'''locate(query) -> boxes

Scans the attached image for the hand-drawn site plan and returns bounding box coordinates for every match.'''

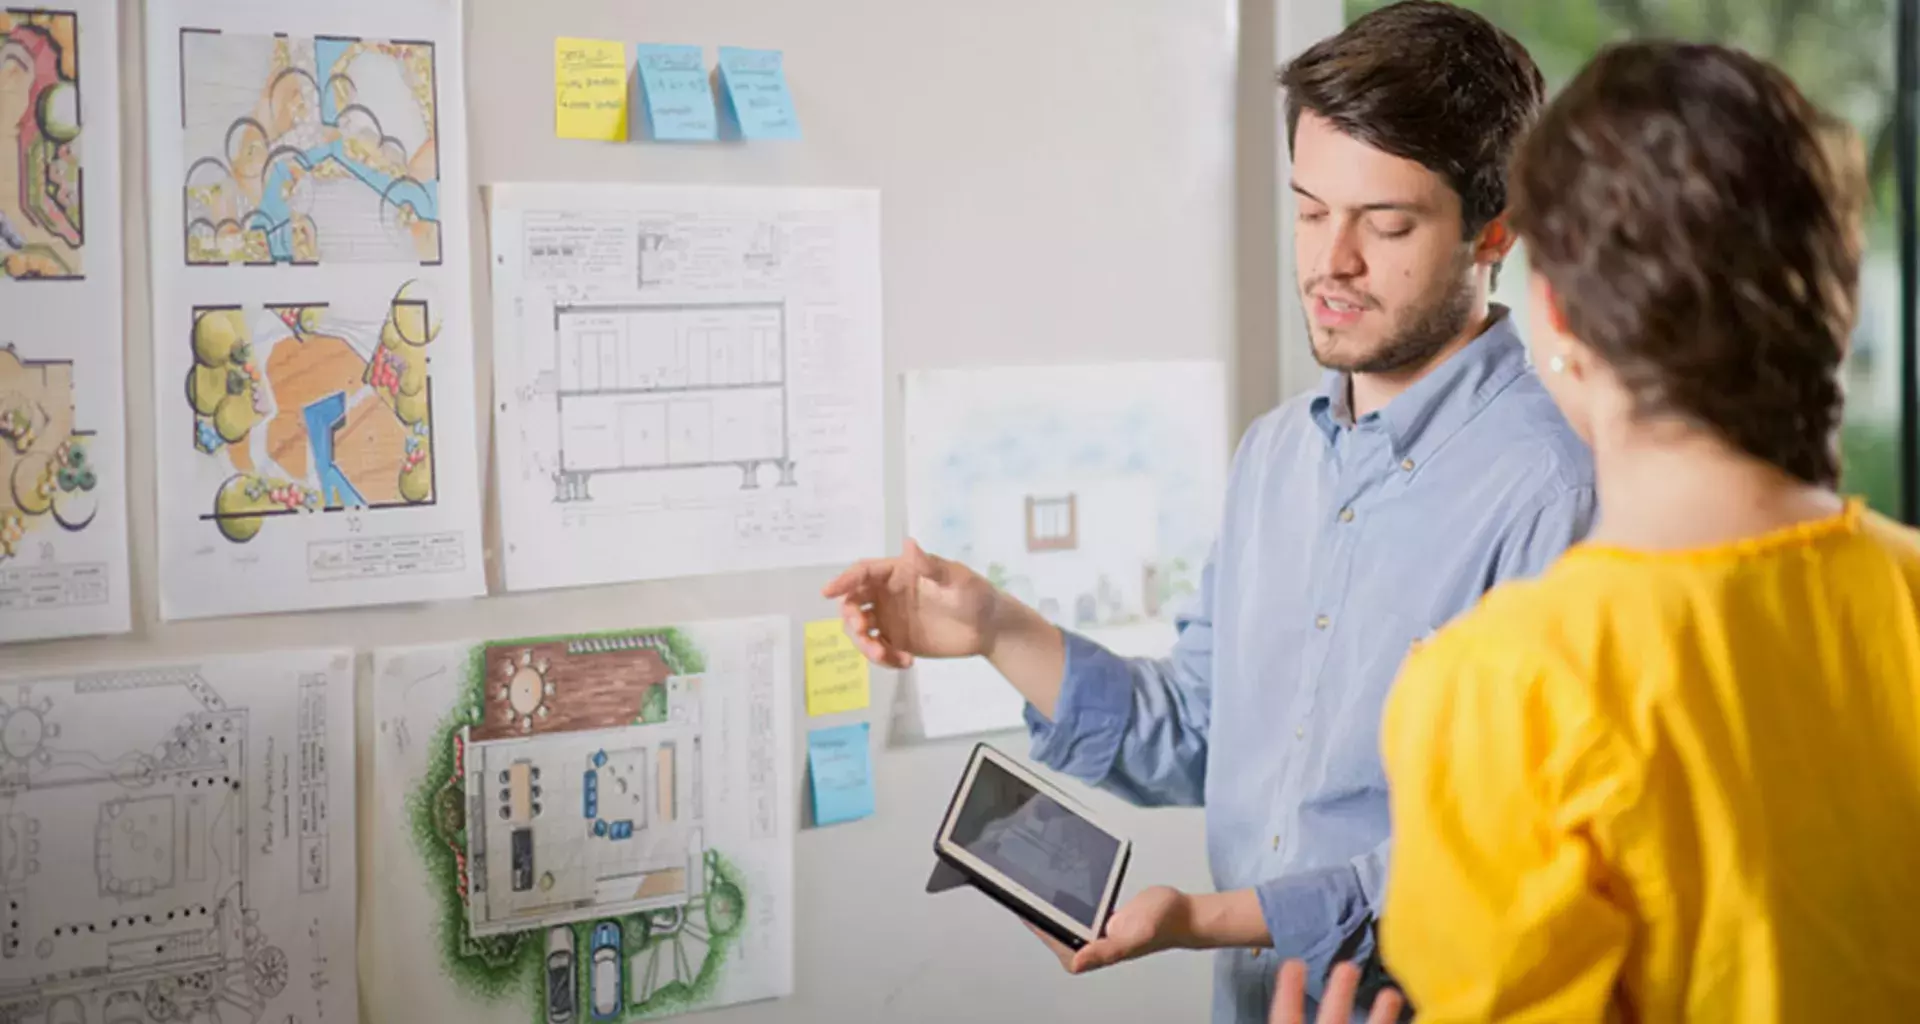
[488,184,883,591]
[0,649,357,1024]
[145,0,482,621]
[0,1,132,644]
[368,617,794,1023]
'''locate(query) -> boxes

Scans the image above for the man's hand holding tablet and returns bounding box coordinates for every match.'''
[930,744,1133,950]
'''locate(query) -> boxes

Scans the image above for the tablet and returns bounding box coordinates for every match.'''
[931,743,1131,950]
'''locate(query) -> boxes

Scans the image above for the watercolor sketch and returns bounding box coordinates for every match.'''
[903,361,1228,738]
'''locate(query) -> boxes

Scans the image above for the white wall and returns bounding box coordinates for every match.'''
[1,0,1348,1019]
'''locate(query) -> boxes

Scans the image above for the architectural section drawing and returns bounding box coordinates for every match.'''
[185,285,438,544]
[489,184,883,591]
[903,361,1229,738]
[0,649,357,1024]
[179,30,441,266]
[0,8,82,280]
[369,618,793,1024]
[551,302,791,501]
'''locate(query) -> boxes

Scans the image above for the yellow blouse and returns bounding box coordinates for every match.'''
[1379,499,1920,1021]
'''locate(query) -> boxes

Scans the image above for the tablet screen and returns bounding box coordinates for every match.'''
[948,756,1121,928]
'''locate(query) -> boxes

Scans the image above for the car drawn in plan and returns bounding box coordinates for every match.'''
[545,926,575,1024]
[0,663,338,1024]
[588,921,621,1021]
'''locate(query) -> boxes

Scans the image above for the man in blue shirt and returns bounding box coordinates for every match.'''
[823,3,1593,1020]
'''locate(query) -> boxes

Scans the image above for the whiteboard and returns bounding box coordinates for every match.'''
[7,0,1263,1020]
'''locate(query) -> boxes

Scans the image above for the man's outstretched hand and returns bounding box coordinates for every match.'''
[820,539,1000,668]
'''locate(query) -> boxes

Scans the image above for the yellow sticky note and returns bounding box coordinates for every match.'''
[555,38,630,141]
[805,619,871,716]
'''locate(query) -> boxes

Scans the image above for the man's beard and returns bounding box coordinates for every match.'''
[1306,268,1476,375]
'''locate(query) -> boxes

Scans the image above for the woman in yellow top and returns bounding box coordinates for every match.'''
[1378,41,1920,1022]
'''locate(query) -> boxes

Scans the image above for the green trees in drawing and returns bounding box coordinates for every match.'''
[405,628,742,1020]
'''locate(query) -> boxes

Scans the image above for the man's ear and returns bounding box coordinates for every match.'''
[1475,214,1519,265]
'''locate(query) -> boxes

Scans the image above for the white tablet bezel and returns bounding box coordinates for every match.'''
[934,744,1131,943]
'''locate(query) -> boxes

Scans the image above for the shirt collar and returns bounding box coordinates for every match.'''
[1307,305,1530,458]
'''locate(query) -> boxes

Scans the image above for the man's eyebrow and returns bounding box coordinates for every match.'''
[1289,182,1429,214]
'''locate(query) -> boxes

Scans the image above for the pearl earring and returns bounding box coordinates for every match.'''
[1547,354,1567,374]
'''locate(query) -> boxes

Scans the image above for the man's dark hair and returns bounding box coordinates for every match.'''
[1510,42,1865,488]
[1276,0,1545,239]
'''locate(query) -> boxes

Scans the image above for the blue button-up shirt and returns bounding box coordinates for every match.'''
[1024,310,1596,1023]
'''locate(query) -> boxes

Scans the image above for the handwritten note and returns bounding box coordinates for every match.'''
[808,722,875,826]
[804,618,871,716]
[635,43,718,141]
[717,46,801,139]
[555,38,630,141]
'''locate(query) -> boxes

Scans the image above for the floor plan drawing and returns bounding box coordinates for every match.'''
[184,286,439,545]
[146,0,482,621]
[903,361,1229,738]
[489,184,883,591]
[368,618,793,1023]
[177,29,441,267]
[0,0,128,644]
[0,649,357,1024]
[0,8,82,281]
[550,302,791,501]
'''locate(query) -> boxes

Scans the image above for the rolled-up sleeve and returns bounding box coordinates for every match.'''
[1023,551,1217,808]
[1254,839,1387,1001]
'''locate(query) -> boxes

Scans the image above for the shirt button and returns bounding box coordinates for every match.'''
[1338,507,1354,523]
[1400,457,1416,471]
[1314,614,1330,630]
[1295,727,1305,740]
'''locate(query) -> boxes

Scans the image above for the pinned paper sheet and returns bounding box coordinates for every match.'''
[808,722,876,825]
[805,618,871,716]
[555,38,630,140]
[717,46,801,139]
[635,43,718,140]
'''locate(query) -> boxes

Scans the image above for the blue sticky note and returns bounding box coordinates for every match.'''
[634,43,718,141]
[716,46,801,139]
[808,722,874,826]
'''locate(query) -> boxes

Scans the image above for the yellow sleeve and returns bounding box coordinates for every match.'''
[1378,631,1636,1022]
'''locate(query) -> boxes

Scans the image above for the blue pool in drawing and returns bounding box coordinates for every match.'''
[304,393,366,509]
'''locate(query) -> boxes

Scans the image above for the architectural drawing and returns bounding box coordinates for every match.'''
[184,285,438,544]
[178,30,441,266]
[0,649,357,1024]
[489,184,883,591]
[368,618,793,1023]
[0,8,82,280]
[0,0,127,644]
[903,361,1229,738]
[0,345,101,560]
[550,302,792,501]
[146,0,482,620]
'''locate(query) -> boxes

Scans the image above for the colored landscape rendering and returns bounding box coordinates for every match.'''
[0,344,99,559]
[188,284,436,543]
[408,629,753,1022]
[0,8,84,280]
[180,29,440,266]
